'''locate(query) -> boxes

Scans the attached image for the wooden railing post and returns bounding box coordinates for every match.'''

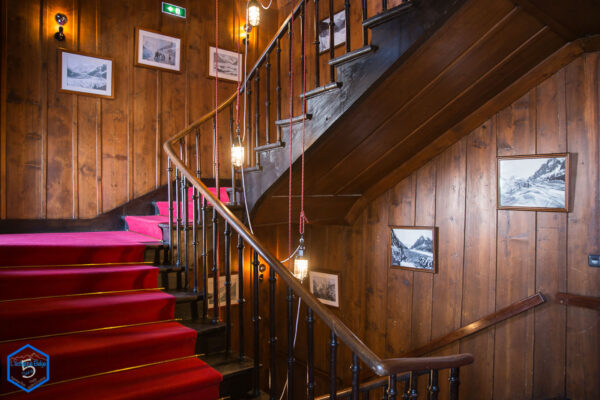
[237,234,245,359]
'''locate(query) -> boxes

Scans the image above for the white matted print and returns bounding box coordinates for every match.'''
[207,274,239,309]
[208,46,242,82]
[498,153,569,211]
[309,270,340,308]
[390,226,436,273]
[59,50,113,98]
[135,27,182,72]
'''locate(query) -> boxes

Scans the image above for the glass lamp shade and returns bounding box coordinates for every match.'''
[293,256,308,282]
[231,145,244,168]
[248,0,260,27]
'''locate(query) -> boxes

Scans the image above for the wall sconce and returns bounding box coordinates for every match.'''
[54,13,67,41]
[247,0,260,28]
[293,235,309,283]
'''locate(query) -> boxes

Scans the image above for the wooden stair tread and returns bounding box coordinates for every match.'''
[202,352,255,377]
[166,290,203,303]
[180,318,226,335]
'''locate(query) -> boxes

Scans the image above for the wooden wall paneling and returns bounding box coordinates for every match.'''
[100,0,130,213]
[565,53,600,400]
[76,0,100,218]
[493,92,536,400]
[0,0,6,218]
[385,175,415,356]
[410,161,436,395]
[458,119,497,400]
[532,69,568,399]
[45,0,75,218]
[430,138,466,400]
[4,0,44,218]
[131,0,158,199]
[363,195,389,356]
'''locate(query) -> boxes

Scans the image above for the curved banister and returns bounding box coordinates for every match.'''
[162,0,473,383]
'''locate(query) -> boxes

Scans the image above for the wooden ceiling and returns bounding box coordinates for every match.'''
[251,0,600,225]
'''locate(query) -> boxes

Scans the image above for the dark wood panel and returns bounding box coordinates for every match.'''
[564,53,600,400]
[532,69,568,399]
[459,118,497,400]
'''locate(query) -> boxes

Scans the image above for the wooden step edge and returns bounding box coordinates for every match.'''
[155,264,183,273]
[329,45,377,67]
[180,318,226,334]
[165,290,204,303]
[274,114,313,127]
[202,353,255,376]
[362,1,414,29]
[243,165,262,173]
[300,81,342,99]
[254,140,285,152]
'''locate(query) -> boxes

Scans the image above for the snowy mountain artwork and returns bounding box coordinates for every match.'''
[135,28,181,72]
[60,50,113,98]
[498,154,569,211]
[390,227,436,272]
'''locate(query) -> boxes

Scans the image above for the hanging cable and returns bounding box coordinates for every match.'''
[299,0,309,235]
[214,0,221,321]
[288,12,294,271]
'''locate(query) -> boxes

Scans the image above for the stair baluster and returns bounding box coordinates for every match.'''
[408,372,418,400]
[167,158,174,266]
[328,0,335,82]
[307,307,315,400]
[228,104,236,203]
[382,0,387,12]
[238,234,245,359]
[224,220,231,353]
[175,141,182,288]
[345,0,351,52]
[247,81,253,167]
[351,353,359,400]
[212,206,219,324]
[183,176,189,289]
[269,263,277,400]
[265,51,271,145]
[192,179,199,294]
[252,250,260,396]
[287,287,295,399]
[449,368,459,400]
[255,70,260,166]
[276,37,282,143]
[427,370,439,400]
[313,0,320,88]
[202,197,208,319]
[361,0,368,46]
[330,331,338,400]
[388,374,397,400]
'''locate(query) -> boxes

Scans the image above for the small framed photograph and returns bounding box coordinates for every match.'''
[207,274,239,309]
[497,153,569,212]
[208,46,242,82]
[390,226,437,273]
[309,270,340,308]
[135,27,182,72]
[59,50,113,99]
[318,10,346,53]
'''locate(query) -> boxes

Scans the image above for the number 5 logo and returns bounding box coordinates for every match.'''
[7,345,49,393]
[21,358,36,378]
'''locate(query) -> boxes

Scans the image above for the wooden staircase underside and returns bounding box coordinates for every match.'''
[247,0,600,226]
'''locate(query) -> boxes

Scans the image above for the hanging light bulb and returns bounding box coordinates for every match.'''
[293,235,309,282]
[231,135,244,168]
[247,0,260,27]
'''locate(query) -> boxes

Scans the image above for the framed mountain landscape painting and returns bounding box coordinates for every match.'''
[59,50,113,98]
[389,226,437,273]
[497,153,569,212]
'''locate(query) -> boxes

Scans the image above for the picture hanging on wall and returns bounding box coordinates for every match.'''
[208,46,242,82]
[497,153,570,212]
[309,270,340,308]
[318,10,346,53]
[389,226,437,273]
[135,27,182,72]
[207,274,239,309]
[59,49,114,99]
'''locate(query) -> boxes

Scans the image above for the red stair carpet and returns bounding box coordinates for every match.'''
[0,231,222,399]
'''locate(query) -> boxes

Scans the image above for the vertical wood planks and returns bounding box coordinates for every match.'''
[565,53,600,400]
[532,69,567,399]
[494,93,536,400]
[459,119,496,400]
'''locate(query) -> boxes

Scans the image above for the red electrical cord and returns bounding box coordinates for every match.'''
[299,2,308,235]
[288,18,294,267]
[214,0,221,321]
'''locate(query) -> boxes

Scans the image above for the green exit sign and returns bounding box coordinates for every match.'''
[162,2,186,18]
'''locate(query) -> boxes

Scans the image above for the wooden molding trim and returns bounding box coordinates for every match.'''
[556,292,600,311]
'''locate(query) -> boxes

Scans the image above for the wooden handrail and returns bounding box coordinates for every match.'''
[163,0,471,379]
[556,292,600,311]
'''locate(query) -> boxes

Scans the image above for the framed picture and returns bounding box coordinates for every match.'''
[318,10,346,53]
[59,50,113,99]
[135,27,182,72]
[208,46,242,82]
[309,270,340,308]
[207,274,239,309]
[497,153,569,212]
[389,226,437,273]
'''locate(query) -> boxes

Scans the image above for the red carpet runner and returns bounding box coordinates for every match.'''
[0,231,222,399]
